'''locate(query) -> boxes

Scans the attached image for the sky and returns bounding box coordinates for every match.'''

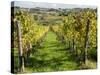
[11,1,97,9]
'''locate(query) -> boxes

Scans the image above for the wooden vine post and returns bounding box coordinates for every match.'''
[84,18,90,66]
[16,20,24,72]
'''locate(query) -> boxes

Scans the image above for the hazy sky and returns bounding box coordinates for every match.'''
[12,1,97,9]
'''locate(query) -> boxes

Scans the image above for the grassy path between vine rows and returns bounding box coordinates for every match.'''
[25,31,79,72]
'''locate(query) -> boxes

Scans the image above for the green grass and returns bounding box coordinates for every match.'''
[25,31,79,73]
